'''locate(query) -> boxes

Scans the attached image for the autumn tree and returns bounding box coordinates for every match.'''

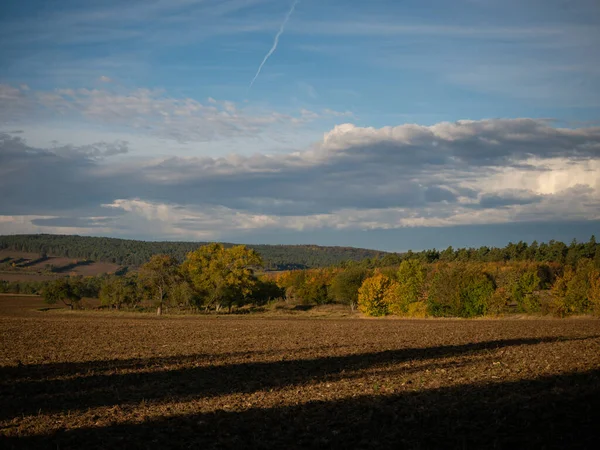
[588,268,600,316]
[358,273,392,316]
[182,243,262,313]
[139,254,181,315]
[551,258,595,316]
[385,260,426,316]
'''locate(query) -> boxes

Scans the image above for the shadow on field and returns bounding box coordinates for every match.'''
[3,368,600,449]
[0,335,597,422]
[0,345,352,382]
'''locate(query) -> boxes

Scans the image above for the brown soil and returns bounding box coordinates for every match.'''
[69,261,120,276]
[1,296,599,449]
[0,273,59,282]
[0,251,120,279]
[26,256,74,270]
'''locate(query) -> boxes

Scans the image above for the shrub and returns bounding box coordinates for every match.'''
[487,287,509,316]
[406,301,428,318]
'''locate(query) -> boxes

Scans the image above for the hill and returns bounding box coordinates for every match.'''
[0,234,389,270]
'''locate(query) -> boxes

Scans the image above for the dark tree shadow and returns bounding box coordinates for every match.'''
[1,336,596,421]
[2,368,599,449]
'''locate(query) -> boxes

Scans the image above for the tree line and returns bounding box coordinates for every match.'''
[2,234,598,270]
[4,236,600,318]
[0,234,385,269]
[39,243,279,315]
[274,256,600,318]
[342,236,600,268]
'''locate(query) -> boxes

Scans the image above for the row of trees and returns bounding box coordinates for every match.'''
[340,236,600,268]
[85,244,275,315]
[271,258,600,318]
[29,238,600,318]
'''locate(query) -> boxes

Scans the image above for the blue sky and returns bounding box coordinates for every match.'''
[0,0,599,251]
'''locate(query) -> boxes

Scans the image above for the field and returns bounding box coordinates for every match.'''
[1,296,599,449]
[0,250,120,281]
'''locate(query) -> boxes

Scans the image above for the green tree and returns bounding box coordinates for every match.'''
[182,243,262,313]
[139,254,181,315]
[42,278,82,310]
[329,267,369,311]
[512,269,541,313]
[99,275,137,310]
[427,264,495,317]
[385,260,426,315]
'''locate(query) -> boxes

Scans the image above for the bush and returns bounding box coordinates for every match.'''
[486,287,509,316]
[406,301,428,318]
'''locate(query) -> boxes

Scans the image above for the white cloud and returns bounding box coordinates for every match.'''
[1,118,599,239]
[1,83,327,143]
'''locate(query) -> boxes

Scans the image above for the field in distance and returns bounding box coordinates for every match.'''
[1,296,599,449]
[0,249,120,282]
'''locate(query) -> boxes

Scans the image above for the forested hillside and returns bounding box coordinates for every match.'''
[0,234,387,270]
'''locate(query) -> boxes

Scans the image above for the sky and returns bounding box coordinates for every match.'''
[0,0,599,252]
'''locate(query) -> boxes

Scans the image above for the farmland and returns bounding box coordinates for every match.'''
[1,296,599,449]
[0,249,120,282]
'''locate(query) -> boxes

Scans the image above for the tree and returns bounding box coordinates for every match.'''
[385,260,426,316]
[358,274,392,316]
[42,278,82,310]
[551,259,595,316]
[329,266,369,311]
[139,254,180,315]
[588,268,600,316]
[182,243,262,313]
[99,275,138,310]
[427,264,495,317]
[511,268,541,313]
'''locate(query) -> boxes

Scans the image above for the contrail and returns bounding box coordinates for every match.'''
[249,0,299,88]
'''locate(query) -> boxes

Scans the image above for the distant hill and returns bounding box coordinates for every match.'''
[0,234,389,270]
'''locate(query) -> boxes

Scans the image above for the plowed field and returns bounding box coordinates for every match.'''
[1,296,599,449]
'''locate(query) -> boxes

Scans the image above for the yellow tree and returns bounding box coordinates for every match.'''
[385,260,426,316]
[182,243,262,313]
[588,269,600,316]
[358,273,393,316]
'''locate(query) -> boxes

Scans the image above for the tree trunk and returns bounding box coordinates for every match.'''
[228,304,233,314]
[157,304,162,316]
